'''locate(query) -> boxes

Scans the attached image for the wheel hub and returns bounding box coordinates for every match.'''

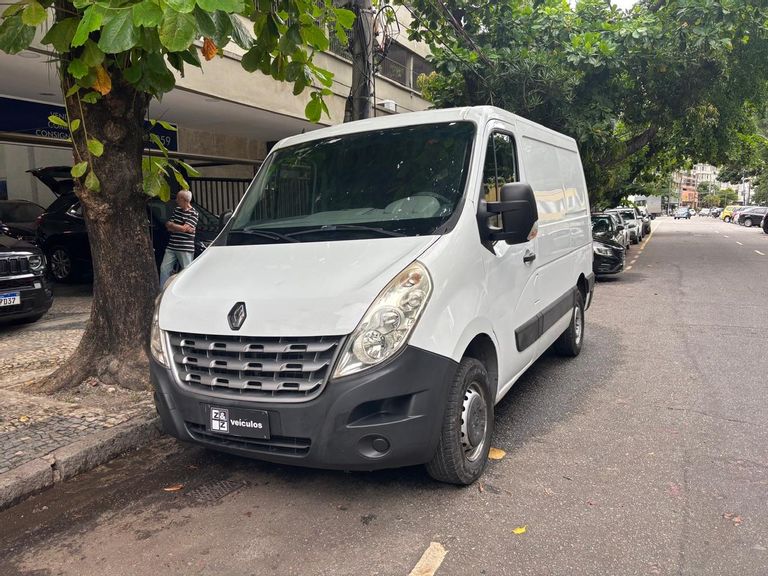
[460,384,487,462]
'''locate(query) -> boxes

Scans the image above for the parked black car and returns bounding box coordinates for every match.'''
[37,193,219,282]
[0,199,45,243]
[0,223,53,324]
[736,206,768,227]
[591,214,626,276]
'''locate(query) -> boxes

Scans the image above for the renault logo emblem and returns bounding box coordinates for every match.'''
[228,302,247,331]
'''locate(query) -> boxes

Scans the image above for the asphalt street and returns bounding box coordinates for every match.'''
[1,217,766,576]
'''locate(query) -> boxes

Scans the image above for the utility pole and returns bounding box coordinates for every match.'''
[343,0,375,122]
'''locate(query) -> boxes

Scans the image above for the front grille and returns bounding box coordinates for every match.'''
[0,276,36,290]
[186,422,311,456]
[0,256,30,276]
[169,332,343,402]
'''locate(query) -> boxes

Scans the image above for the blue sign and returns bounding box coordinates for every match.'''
[0,96,178,151]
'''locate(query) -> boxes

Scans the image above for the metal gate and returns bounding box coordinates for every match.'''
[188,177,252,215]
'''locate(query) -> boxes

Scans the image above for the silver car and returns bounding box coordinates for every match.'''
[607,207,643,244]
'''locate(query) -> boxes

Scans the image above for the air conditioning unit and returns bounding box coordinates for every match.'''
[379,100,397,113]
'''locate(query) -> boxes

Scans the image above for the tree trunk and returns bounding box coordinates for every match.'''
[33,74,158,393]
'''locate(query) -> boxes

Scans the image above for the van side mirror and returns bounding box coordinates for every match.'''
[486,183,539,245]
[616,224,625,231]
[218,210,233,232]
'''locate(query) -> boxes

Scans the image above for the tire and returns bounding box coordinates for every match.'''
[426,358,494,485]
[554,291,585,357]
[744,218,753,227]
[632,234,639,245]
[48,246,76,282]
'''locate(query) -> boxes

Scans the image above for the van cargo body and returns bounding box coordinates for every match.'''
[150,106,594,484]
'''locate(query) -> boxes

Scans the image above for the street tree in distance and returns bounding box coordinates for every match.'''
[0,0,355,392]
[401,0,768,205]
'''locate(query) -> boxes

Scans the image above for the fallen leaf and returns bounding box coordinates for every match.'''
[19,415,30,422]
[478,483,484,493]
[92,65,112,96]
[163,483,184,492]
[732,515,743,526]
[202,37,217,61]
[512,526,527,535]
[488,447,506,460]
[586,499,596,507]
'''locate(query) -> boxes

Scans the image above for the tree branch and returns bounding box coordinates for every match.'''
[600,125,659,168]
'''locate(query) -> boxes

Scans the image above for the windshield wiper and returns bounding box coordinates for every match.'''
[285,225,407,239]
[229,228,300,243]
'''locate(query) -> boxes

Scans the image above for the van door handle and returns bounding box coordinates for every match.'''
[523,250,536,263]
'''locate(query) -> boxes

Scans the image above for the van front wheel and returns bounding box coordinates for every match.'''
[426,358,494,485]
[554,291,585,357]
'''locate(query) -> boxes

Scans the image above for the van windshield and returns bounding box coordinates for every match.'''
[224,122,475,244]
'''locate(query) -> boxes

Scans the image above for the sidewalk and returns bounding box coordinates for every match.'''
[0,285,160,510]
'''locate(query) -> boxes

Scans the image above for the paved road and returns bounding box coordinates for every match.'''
[1,218,766,576]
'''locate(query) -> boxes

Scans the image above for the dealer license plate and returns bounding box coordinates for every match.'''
[207,406,270,440]
[0,292,20,307]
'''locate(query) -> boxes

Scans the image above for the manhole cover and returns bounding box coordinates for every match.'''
[187,480,245,503]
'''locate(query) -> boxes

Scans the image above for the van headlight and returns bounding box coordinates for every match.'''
[150,275,180,368]
[333,261,432,378]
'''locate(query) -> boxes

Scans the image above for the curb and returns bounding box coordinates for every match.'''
[0,415,161,512]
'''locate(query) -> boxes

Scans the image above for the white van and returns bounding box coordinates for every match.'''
[150,106,594,485]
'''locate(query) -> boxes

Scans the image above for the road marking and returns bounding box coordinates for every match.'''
[757,250,766,256]
[626,265,633,271]
[409,542,447,576]
[724,235,729,238]
[736,241,743,246]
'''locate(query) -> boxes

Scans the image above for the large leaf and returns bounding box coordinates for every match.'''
[209,10,233,47]
[67,57,89,79]
[72,6,104,48]
[21,1,47,27]
[87,138,104,157]
[98,8,138,53]
[166,0,196,14]
[71,161,88,178]
[193,6,216,38]
[196,0,243,14]
[132,0,163,27]
[41,18,78,52]
[228,14,252,49]
[0,14,35,54]
[335,8,355,29]
[159,9,197,52]
[143,52,176,93]
[81,39,104,67]
[305,95,322,123]
[300,24,329,51]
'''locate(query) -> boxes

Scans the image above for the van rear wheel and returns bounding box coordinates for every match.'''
[554,291,585,357]
[426,357,494,485]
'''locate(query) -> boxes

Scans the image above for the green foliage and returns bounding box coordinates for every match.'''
[0,0,354,196]
[402,0,768,205]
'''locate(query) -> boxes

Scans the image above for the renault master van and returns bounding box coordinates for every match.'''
[150,106,594,485]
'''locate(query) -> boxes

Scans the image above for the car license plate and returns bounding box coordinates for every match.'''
[0,292,20,307]
[207,406,270,439]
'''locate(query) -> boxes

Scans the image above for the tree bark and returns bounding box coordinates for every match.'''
[32,74,158,393]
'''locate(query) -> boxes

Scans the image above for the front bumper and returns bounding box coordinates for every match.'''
[0,275,53,322]
[593,253,624,275]
[151,345,457,471]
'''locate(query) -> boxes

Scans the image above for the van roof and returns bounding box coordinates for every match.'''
[274,106,578,151]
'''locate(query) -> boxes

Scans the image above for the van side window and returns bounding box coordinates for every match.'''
[482,133,518,228]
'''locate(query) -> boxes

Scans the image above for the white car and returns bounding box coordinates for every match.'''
[607,207,643,243]
[150,106,594,485]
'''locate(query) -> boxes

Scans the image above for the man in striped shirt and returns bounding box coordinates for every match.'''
[159,189,199,287]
